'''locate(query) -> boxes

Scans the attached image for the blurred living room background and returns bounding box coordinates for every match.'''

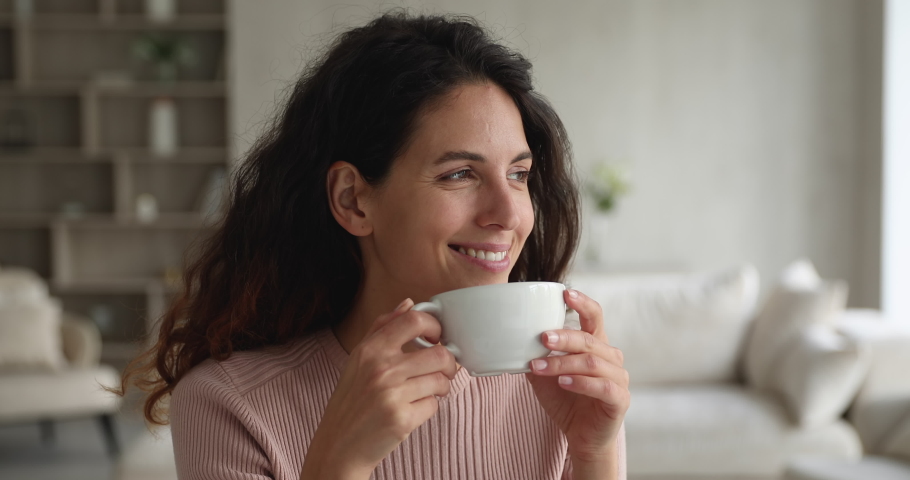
[1,1,909,479]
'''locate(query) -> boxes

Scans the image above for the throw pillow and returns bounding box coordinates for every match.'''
[773,323,870,428]
[0,299,66,371]
[744,259,849,390]
[568,264,760,384]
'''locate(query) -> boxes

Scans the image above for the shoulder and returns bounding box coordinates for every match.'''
[172,334,324,407]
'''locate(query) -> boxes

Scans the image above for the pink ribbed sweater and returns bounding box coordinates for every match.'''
[170,327,627,479]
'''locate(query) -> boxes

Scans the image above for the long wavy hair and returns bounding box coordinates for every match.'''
[118,11,581,425]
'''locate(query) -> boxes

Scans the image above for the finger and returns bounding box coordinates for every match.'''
[564,289,606,341]
[400,371,452,403]
[379,309,443,350]
[366,298,414,337]
[530,353,629,388]
[409,395,440,427]
[556,374,631,408]
[400,345,458,380]
[541,329,622,366]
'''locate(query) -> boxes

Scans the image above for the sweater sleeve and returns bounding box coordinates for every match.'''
[560,422,627,480]
[170,362,274,480]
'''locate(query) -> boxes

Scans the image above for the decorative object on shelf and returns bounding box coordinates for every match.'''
[148,96,178,157]
[583,161,632,266]
[88,304,114,336]
[132,34,197,83]
[135,193,159,223]
[60,202,86,219]
[0,108,35,151]
[196,167,228,220]
[163,266,182,288]
[144,0,177,23]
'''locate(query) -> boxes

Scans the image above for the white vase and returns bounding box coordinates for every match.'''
[136,193,159,223]
[584,214,611,267]
[149,97,178,157]
[145,0,176,23]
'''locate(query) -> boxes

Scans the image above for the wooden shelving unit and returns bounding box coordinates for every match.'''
[0,0,230,362]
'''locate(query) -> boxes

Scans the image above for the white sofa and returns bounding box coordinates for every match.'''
[783,311,910,480]
[0,267,122,456]
[567,264,910,480]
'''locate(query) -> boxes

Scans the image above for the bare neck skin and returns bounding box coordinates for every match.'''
[331,257,460,370]
[332,251,427,354]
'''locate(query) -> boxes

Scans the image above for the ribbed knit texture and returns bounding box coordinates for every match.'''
[170,327,627,479]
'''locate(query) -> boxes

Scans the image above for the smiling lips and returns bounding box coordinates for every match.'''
[449,243,511,273]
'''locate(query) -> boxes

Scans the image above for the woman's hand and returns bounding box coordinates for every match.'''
[301,299,458,479]
[525,289,630,464]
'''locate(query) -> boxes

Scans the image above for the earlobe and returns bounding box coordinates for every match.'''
[326,162,373,236]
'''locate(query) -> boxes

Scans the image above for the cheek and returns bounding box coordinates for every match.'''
[377,191,467,252]
[518,197,535,239]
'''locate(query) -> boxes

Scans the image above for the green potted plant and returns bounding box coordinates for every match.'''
[583,162,631,265]
[587,162,631,214]
[132,34,196,84]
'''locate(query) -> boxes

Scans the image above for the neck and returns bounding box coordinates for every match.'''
[332,239,409,354]
[331,282,404,354]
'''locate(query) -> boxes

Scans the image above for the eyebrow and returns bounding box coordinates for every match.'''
[432,150,533,166]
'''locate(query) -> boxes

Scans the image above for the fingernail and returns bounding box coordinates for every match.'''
[559,376,573,385]
[546,331,559,345]
[394,298,410,312]
[568,289,580,299]
[531,359,547,371]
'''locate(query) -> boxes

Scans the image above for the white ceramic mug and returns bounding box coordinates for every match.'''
[411,282,567,376]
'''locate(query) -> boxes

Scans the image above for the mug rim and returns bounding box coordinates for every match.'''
[431,281,565,300]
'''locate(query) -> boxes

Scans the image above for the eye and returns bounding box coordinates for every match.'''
[442,169,474,182]
[508,170,531,183]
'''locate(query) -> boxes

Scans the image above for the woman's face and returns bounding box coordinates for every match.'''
[360,82,535,300]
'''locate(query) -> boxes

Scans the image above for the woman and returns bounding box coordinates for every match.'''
[119,11,629,480]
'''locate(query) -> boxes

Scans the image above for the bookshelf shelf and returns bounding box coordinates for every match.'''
[0,0,229,359]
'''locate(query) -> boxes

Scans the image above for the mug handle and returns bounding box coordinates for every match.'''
[410,301,461,357]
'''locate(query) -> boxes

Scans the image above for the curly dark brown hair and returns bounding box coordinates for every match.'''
[116,10,581,425]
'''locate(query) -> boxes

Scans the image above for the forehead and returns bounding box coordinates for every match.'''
[398,83,529,165]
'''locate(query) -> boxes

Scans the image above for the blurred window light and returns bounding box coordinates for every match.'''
[883,0,910,322]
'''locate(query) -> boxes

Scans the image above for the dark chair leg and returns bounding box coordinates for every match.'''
[38,419,55,447]
[97,414,120,457]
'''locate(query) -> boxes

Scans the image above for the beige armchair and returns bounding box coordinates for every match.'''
[0,269,123,457]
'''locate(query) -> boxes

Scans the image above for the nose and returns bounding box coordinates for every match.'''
[475,176,523,231]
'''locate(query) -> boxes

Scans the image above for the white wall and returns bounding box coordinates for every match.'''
[230,0,880,306]
[883,0,910,320]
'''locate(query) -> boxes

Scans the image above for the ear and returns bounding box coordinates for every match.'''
[326,161,373,236]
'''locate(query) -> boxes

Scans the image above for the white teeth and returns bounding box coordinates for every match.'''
[456,247,507,261]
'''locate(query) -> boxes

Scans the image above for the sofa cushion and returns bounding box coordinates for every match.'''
[0,299,66,371]
[567,265,759,384]
[773,324,870,428]
[836,311,910,455]
[744,259,849,390]
[0,365,121,422]
[625,384,862,477]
